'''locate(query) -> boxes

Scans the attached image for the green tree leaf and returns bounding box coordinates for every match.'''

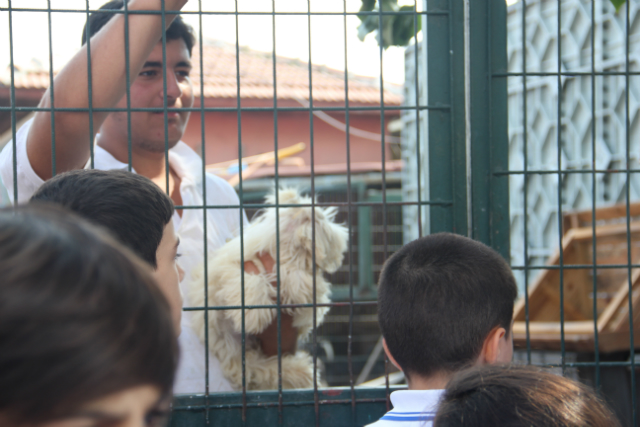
[357,0,377,22]
[356,0,421,48]
[610,0,626,11]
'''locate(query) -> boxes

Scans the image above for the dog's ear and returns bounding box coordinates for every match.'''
[266,188,300,205]
[314,208,348,273]
[284,206,348,273]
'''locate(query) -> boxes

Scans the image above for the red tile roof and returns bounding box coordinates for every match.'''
[1,40,402,105]
[191,40,402,105]
[1,69,53,91]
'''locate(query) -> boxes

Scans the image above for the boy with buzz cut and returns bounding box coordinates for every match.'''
[368,232,518,427]
[30,169,184,333]
[29,169,230,393]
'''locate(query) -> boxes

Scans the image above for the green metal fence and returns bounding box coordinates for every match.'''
[13,0,629,425]
[501,0,640,425]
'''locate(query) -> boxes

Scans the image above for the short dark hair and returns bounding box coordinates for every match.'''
[81,0,196,56]
[0,204,178,425]
[434,364,621,427]
[30,169,174,268]
[377,233,518,379]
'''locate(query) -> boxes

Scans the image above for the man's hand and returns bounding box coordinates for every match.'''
[244,253,298,356]
[142,0,189,11]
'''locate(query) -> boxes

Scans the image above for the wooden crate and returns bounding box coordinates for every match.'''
[513,202,640,352]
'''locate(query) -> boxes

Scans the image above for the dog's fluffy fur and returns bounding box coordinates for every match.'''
[190,188,348,390]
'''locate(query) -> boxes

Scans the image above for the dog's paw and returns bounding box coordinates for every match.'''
[219,273,277,335]
[242,350,316,390]
[281,352,316,389]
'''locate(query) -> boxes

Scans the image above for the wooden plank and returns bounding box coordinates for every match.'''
[514,212,640,350]
[570,222,640,242]
[598,268,640,332]
[513,329,640,353]
[567,239,594,319]
[563,201,640,233]
[608,269,640,333]
[206,142,306,170]
[513,321,595,335]
[513,232,576,321]
[539,286,589,320]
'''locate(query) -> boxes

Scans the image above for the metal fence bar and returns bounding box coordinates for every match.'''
[0,105,449,113]
[231,1,248,422]
[171,201,452,209]
[497,71,640,77]
[123,0,132,171]
[424,0,457,237]
[7,0,17,203]
[496,169,640,175]
[377,0,391,417]
[555,0,566,375]
[185,301,379,311]
[413,0,423,239]
[521,0,532,364]
[84,0,94,169]
[4,7,447,17]
[196,1,211,423]
[341,0,357,424]
[160,1,170,193]
[274,1,284,424]
[589,0,600,390]
[467,0,509,256]
[46,0,56,177]
[624,1,638,423]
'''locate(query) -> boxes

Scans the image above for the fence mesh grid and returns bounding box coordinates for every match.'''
[2,0,640,425]
[0,1,429,426]
[502,0,639,425]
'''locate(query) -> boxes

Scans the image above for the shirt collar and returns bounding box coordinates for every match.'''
[389,389,445,414]
[92,140,202,188]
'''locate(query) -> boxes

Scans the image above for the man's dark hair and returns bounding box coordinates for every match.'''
[377,233,518,379]
[31,169,174,268]
[0,204,177,425]
[81,0,196,56]
[434,365,621,427]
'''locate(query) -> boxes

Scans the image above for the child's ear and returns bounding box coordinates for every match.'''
[382,338,402,372]
[478,326,508,365]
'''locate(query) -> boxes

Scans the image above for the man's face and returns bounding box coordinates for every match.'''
[152,220,185,335]
[108,38,194,153]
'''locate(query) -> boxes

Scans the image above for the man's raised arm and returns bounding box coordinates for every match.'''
[26,0,188,180]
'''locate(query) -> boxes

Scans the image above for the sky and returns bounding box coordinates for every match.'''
[0,0,418,85]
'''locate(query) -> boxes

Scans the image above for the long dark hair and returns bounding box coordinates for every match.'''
[434,364,621,427]
[0,204,179,425]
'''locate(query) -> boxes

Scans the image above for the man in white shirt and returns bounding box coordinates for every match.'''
[0,0,297,394]
[367,233,518,426]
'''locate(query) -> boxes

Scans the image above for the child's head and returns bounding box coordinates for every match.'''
[0,205,178,426]
[31,169,184,331]
[377,233,518,384]
[434,364,621,427]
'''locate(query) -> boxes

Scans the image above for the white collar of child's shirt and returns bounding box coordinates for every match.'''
[389,389,445,415]
[92,138,203,189]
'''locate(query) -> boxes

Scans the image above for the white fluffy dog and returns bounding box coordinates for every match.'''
[190,188,348,390]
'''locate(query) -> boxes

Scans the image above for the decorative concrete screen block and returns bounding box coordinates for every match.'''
[506,0,640,292]
[402,0,640,293]
[401,41,429,244]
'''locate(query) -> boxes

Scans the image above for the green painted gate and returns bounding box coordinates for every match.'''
[166,0,510,425]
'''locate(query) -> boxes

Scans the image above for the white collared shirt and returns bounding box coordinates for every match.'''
[0,118,247,394]
[367,389,445,427]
